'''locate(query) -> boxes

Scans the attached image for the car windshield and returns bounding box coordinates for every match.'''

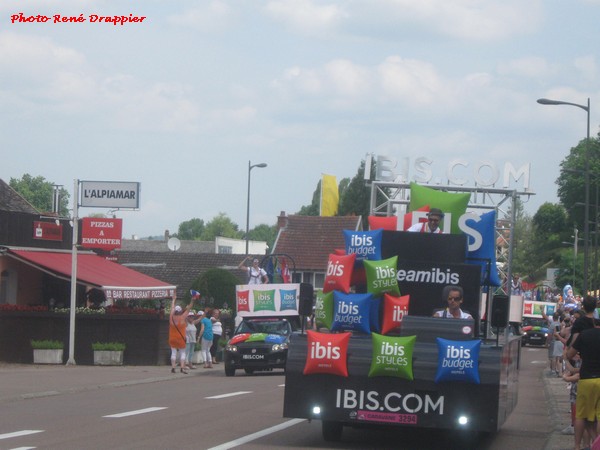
[236,320,291,336]
[522,318,546,327]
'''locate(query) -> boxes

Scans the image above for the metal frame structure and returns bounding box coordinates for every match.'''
[368,180,535,297]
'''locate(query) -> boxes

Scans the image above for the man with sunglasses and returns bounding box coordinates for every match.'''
[433,285,473,319]
[407,208,445,233]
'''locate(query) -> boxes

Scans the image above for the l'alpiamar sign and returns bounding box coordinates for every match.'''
[80,181,140,209]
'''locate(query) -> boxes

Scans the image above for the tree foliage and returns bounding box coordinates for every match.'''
[176,218,205,240]
[200,212,242,241]
[296,159,382,230]
[9,174,69,216]
[189,268,241,310]
[248,223,278,250]
[556,134,600,229]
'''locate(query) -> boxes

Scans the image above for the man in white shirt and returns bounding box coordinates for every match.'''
[433,285,473,319]
[407,208,445,234]
[238,256,269,284]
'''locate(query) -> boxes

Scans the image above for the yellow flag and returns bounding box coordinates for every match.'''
[321,174,339,216]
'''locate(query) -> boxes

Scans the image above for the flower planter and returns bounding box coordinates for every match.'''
[191,351,205,364]
[33,349,63,364]
[93,350,124,366]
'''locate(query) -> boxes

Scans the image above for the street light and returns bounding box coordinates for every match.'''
[245,161,267,255]
[537,97,591,295]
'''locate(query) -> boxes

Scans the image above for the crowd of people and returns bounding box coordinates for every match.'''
[538,294,600,450]
[168,293,224,374]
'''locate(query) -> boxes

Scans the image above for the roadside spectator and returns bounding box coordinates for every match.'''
[168,295,195,374]
[542,309,563,376]
[568,296,598,348]
[432,285,473,319]
[210,309,223,365]
[185,310,204,370]
[199,309,214,369]
[561,352,581,436]
[566,322,600,450]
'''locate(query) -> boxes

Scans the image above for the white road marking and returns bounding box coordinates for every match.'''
[206,418,306,450]
[278,384,285,387]
[103,407,167,418]
[0,430,43,440]
[206,391,252,399]
[10,447,36,450]
[531,360,548,364]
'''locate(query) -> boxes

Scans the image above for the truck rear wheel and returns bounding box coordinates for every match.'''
[322,421,343,441]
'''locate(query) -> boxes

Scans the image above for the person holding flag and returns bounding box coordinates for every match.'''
[169,292,197,374]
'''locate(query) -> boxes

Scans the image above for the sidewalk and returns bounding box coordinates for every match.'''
[0,362,578,449]
[544,370,577,450]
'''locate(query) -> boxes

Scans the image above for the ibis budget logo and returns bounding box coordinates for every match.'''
[347,233,375,258]
[441,344,473,371]
[279,289,297,311]
[334,300,362,326]
[252,289,276,312]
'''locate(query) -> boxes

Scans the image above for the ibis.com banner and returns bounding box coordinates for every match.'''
[236,283,300,317]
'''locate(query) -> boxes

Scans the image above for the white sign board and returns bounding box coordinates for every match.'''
[80,181,140,208]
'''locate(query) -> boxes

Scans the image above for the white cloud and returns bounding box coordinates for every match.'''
[377,56,444,105]
[497,57,554,78]
[167,0,235,31]
[343,0,542,41]
[265,0,347,35]
[0,32,200,132]
[573,56,597,81]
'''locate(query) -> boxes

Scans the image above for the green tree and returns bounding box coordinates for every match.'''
[338,160,385,229]
[188,268,241,308]
[176,218,205,240]
[296,182,320,216]
[556,134,600,229]
[248,223,277,250]
[9,174,69,216]
[200,213,242,241]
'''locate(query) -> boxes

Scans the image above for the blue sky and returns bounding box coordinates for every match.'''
[1,0,599,238]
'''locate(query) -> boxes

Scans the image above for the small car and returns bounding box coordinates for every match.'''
[224,317,294,376]
[520,317,549,347]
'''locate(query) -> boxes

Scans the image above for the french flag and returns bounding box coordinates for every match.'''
[190,290,201,299]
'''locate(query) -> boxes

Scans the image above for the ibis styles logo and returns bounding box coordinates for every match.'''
[252,289,276,312]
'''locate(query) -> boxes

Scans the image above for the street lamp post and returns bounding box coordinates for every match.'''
[537,97,591,295]
[245,161,267,255]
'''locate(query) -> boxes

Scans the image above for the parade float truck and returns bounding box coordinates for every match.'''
[226,283,302,376]
[282,230,520,441]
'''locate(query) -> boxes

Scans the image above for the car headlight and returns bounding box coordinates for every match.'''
[272,343,289,352]
[544,333,548,337]
[225,344,238,352]
[523,331,528,336]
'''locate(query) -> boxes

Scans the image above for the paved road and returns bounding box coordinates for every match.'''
[0,347,574,449]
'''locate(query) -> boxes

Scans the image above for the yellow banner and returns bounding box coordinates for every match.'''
[321,174,339,216]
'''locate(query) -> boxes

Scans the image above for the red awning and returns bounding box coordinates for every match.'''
[8,249,175,300]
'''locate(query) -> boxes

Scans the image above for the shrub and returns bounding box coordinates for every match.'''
[91,342,126,351]
[30,339,63,349]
